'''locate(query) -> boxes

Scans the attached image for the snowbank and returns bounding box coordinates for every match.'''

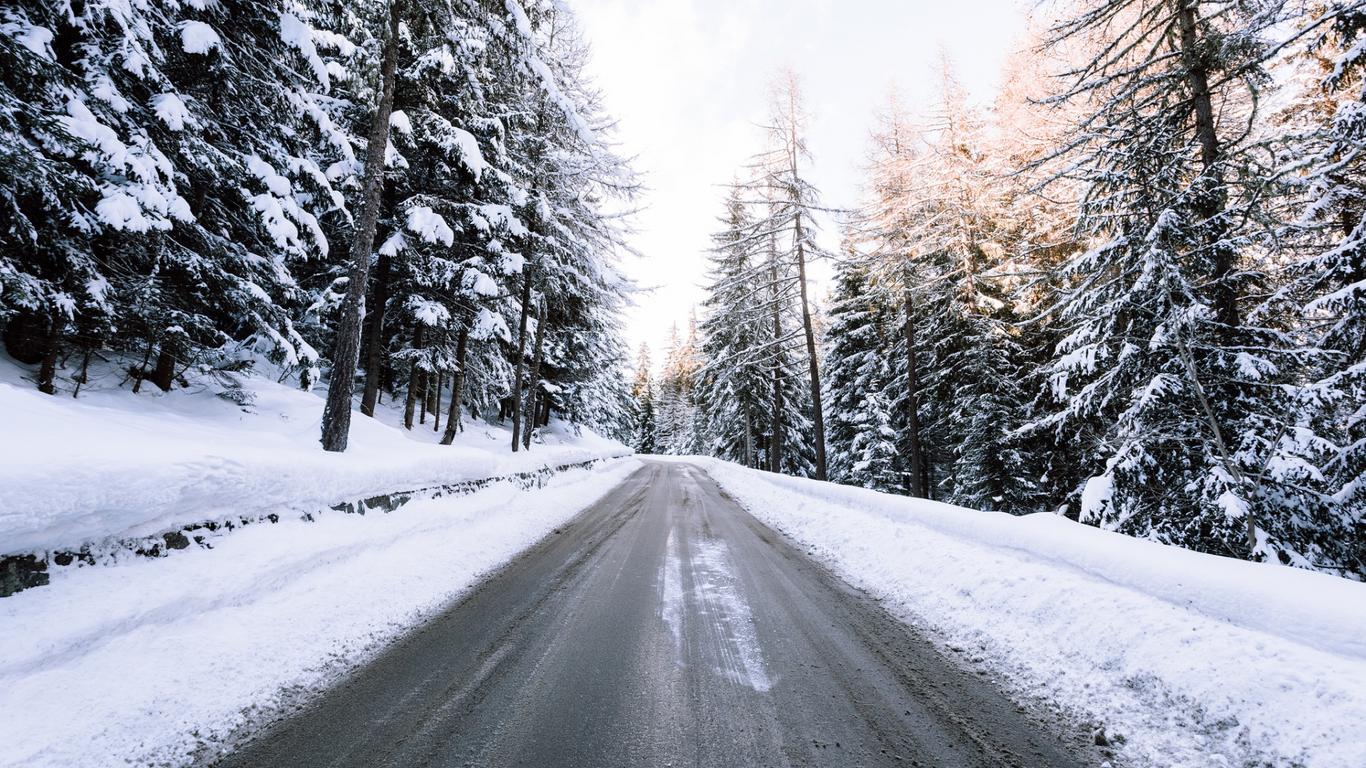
[678,457,1366,768]
[0,358,629,554]
[0,458,642,767]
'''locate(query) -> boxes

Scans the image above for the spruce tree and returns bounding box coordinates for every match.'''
[697,190,772,466]
[1033,0,1315,558]
[823,258,903,491]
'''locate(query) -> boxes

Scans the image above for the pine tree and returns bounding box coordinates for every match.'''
[321,0,405,451]
[498,1,637,452]
[851,94,929,497]
[0,0,637,460]
[848,71,1037,509]
[692,73,826,479]
[1032,0,1317,559]
[1270,2,1366,574]
[1,0,350,396]
[822,257,903,491]
[750,71,830,479]
[916,64,1036,510]
[630,343,658,454]
[655,322,701,454]
[697,190,771,466]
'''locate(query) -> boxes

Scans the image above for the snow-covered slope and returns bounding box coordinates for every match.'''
[677,457,1366,768]
[0,358,628,555]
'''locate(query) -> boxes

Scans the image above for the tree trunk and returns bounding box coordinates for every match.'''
[403,326,423,430]
[1176,0,1238,332]
[743,402,755,468]
[319,0,404,453]
[793,212,827,481]
[902,282,927,498]
[414,370,427,426]
[131,338,152,394]
[510,269,533,452]
[37,313,60,395]
[427,367,439,421]
[73,348,91,398]
[360,250,392,417]
[1177,0,1253,554]
[151,344,176,392]
[769,259,784,474]
[924,450,935,501]
[419,369,429,424]
[441,325,469,445]
[432,371,442,432]
[523,302,547,451]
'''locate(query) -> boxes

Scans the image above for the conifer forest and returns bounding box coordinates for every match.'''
[629,3,1365,579]
[2,0,1362,578]
[1,0,637,451]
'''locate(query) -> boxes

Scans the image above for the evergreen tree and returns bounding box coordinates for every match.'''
[822,258,902,491]
[630,343,658,454]
[1,0,350,396]
[0,0,637,460]
[656,322,701,454]
[746,71,830,478]
[1271,2,1366,573]
[1031,0,1317,559]
[697,190,771,466]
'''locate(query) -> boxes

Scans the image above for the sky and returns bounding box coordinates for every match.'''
[570,0,1032,371]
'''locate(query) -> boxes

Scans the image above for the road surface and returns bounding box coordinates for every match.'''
[216,461,1090,768]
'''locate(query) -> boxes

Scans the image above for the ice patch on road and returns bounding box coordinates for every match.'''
[659,529,684,658]
[692,537,772,693]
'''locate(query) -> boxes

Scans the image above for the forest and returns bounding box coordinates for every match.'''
[632,1,1365,579]
[0,0,1361,579]
[0,0,636,452]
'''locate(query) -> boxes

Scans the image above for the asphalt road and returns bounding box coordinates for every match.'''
[216,461,1090,768]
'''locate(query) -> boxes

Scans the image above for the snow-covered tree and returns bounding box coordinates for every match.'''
[0,0,637,458]
[630,343,658,454]
[1,0,350,396]
[695,190,774,466]
[655,321,701,454]
[823,258,903,491]
[745,71,831,478]
[690,73,826,478]
[1268,2,1366,574]
[1029,0,1322,560]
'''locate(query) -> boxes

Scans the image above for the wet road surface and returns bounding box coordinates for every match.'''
[216,461,1089,768]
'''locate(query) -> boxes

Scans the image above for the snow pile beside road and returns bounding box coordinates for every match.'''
[0,358,629,554]
[0,458,642,767]
[683,457,1366,768]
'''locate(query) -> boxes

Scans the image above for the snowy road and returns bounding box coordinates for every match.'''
[216,461,1088,768]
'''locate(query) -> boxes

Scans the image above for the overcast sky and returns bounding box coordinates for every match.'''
[571,0,1032,369]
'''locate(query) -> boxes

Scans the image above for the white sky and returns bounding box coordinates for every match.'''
[572,0,1031,369]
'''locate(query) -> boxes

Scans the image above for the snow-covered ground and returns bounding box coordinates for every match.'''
[0,457,642,766]
[0,357,637,766]
[0,357,628,555]
[674,457,1366,768]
